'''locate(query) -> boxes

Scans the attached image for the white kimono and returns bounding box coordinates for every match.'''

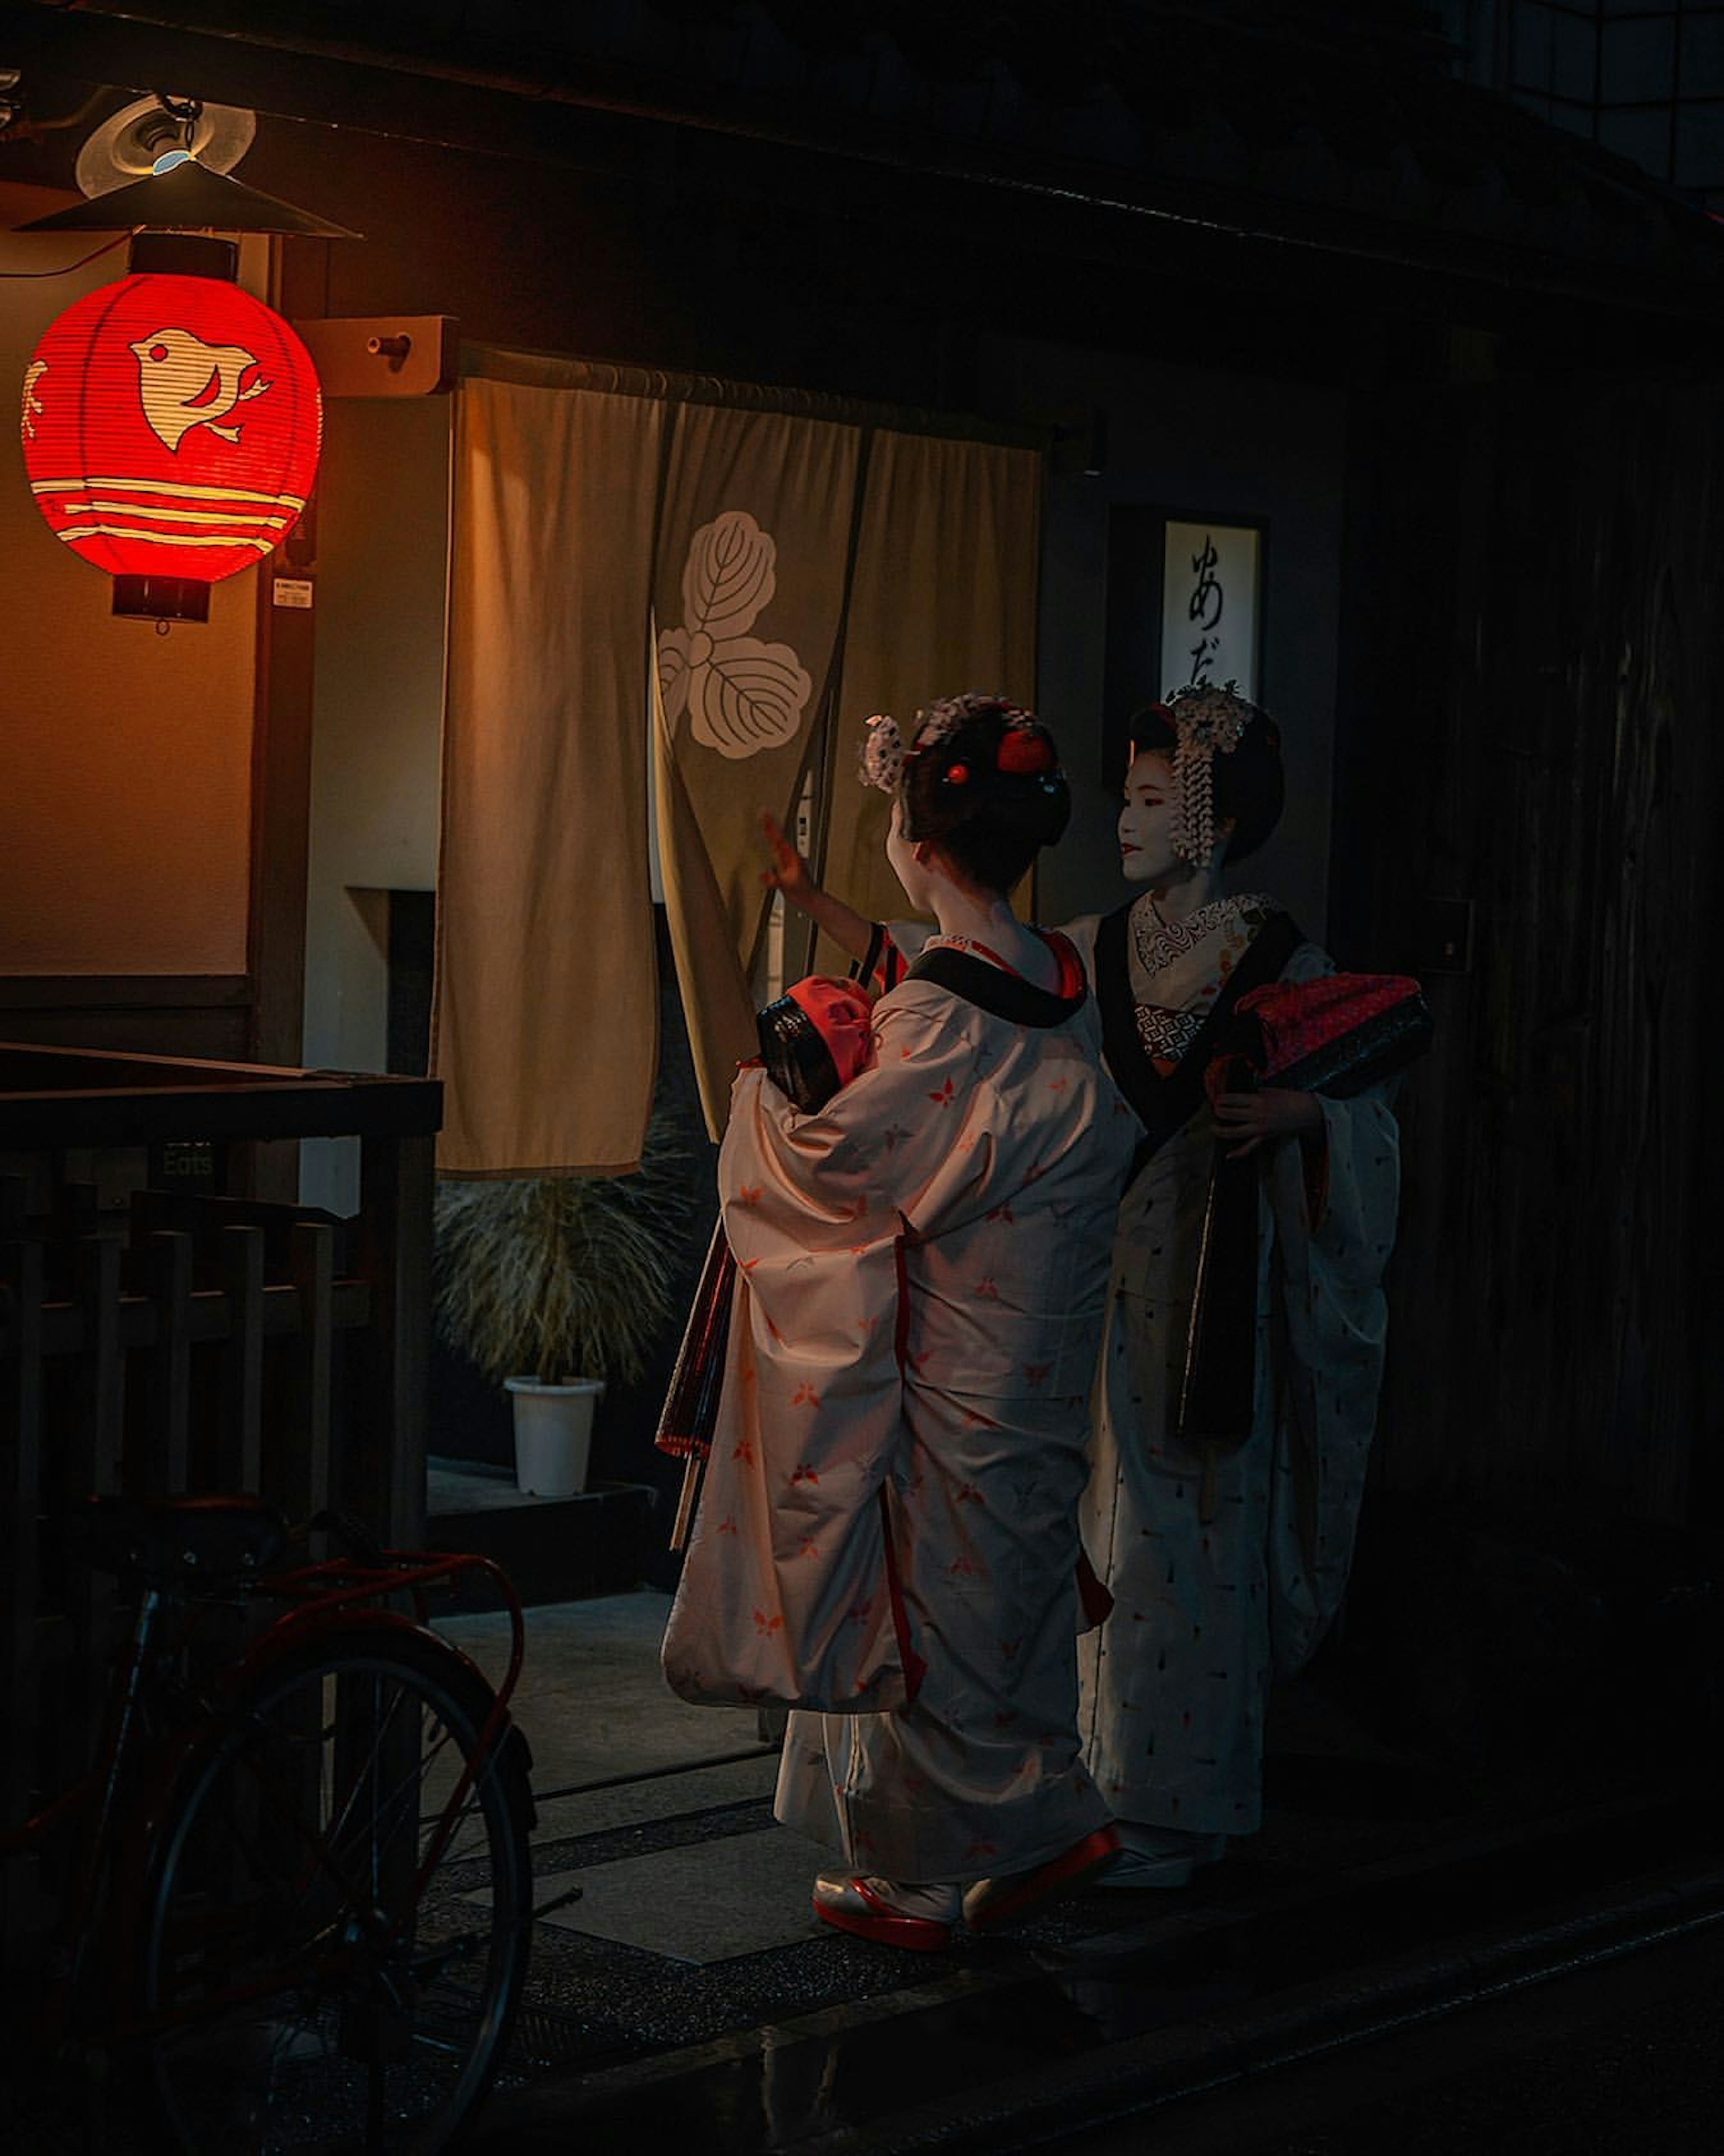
[663,942,1138,1883]
[1065,896,1401,1837]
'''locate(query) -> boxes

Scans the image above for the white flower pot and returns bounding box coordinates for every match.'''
[504,1376,606,1498]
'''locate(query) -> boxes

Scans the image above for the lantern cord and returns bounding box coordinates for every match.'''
[0,228,138,278]
[156,93,204,144]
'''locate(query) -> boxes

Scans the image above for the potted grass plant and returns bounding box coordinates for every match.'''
[432,1114,695,1497]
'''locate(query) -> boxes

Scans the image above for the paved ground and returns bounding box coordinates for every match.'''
[441,1588,773,1813]
[429,1591,1723,2154]
[1050,1918,1724,2155]
[5,1585,1717,2153]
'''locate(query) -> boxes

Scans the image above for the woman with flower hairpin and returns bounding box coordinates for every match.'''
[662,694,1139,1951]
[764,682,1407,1888]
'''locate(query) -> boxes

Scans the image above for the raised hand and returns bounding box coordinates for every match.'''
[755,807,875,964]
[759,809,816,907]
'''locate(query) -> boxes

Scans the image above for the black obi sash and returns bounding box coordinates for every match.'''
[904,933,1088,1029]
[1095,900,1303,1461]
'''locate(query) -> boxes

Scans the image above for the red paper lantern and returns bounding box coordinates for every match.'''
[20,266,321,620]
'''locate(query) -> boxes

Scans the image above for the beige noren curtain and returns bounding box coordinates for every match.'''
[434,362,1044,1174]
[652,404,862,1135]
[433,378,664,1176]
[818,433,1043,959]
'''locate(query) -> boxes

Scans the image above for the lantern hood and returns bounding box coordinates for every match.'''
[13,155,360,239]
[75,94,258,200]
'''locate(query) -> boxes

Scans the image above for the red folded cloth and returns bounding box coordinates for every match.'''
[1206,972,1430,1105]
[758,974,877,1110]
[790,976,876,1088]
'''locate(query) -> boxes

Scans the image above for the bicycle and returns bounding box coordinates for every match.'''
[2,1492,555,2154]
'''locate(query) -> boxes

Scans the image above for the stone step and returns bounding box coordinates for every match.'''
[427,1457,654,1605]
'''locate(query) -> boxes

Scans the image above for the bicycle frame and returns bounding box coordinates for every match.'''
[193,1548,528,1943]
[7,1539,528,2059]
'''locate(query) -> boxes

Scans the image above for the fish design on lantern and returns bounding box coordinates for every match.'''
[129,326,271,451]
[21,359,47,442]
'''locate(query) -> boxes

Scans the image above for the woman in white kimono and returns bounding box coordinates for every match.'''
[764,684,1402,1892]
[663,695,1139,1951]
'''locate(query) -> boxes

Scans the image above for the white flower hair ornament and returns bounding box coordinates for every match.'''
[1163,680,1257,865]
[857,712,907,792]
[854,704,965,797]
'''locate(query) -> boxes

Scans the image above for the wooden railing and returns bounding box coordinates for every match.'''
[0,1042,441,1954]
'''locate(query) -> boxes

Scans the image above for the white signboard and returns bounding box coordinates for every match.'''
[1160,520,1261,699]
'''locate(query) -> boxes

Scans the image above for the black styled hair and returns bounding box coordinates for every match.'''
[901,692,1071,894]
[1126,696,1285,863]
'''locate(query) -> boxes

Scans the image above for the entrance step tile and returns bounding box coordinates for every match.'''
[532,1751,780,1844]
[522,1824,831,1964]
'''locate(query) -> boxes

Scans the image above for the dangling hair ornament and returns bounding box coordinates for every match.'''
[1164,680,1254,864]
[857,712,906,792]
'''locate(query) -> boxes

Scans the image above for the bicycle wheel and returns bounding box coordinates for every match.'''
[135,1619,534,2154]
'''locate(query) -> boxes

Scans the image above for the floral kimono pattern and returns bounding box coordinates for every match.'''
[663,940,1138,1883]
[1063,896,1401,1838]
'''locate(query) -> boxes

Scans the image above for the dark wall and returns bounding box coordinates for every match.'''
[253,102,1718,1558]
[246,105,1399,414]
[982,334,1349,941]
[1332,367,1723,1536]
[251,115,1362,949]
[250,118,1033,410]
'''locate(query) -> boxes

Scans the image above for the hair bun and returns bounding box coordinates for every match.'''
[996,729,1056,776]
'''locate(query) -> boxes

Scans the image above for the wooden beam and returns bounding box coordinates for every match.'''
[350,1131,433,1546]
[246,238,325,1080]
[0,977,250,1011]
[0,1278,372,1358]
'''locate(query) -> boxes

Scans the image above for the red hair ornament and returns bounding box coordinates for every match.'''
[996,728,1057,776]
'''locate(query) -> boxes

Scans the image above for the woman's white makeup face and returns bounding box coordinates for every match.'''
[1117,750,1182,885]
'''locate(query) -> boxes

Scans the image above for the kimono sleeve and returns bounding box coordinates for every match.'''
[1264,944,1402,1675]
[721,991,989,1269]
[1056,911,1103,994]
[658,995,988,1714]
[884,918,935,964]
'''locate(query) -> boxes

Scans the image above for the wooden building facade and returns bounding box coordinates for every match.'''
[1,0,1719,1590]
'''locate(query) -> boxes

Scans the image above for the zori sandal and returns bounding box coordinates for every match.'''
[962,1823,1121,1931]
[812,1872,962,1952]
